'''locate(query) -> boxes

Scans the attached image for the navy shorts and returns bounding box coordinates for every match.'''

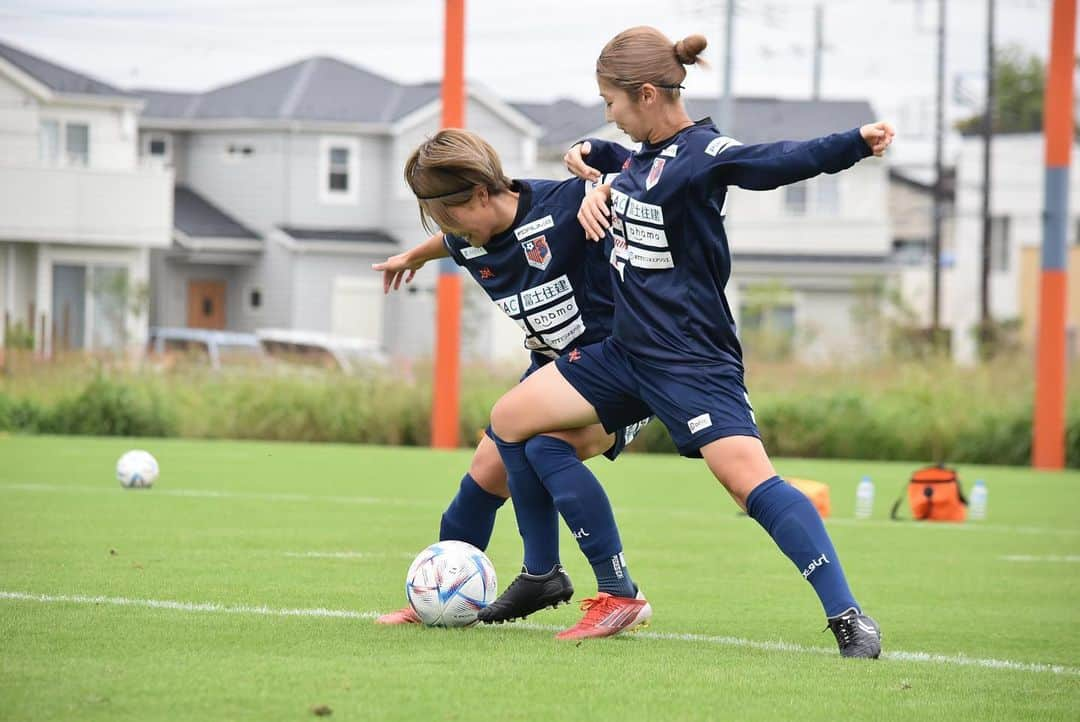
[520,351,650,461]
[554,339,759,458]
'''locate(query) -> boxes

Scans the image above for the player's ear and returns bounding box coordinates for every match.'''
[474,186,490,206]
[639,83,657,106]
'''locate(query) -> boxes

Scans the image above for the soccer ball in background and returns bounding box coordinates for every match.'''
[405,541,497,627]
[115,450,159,489]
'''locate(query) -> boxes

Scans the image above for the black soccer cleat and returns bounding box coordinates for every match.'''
[827,608,882,658]
[477,564,574,624]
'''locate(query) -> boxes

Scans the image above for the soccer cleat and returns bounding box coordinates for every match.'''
[476,564,574,624]
[375,606,422,625]
[826,607,882,658]
[554,590,652,640]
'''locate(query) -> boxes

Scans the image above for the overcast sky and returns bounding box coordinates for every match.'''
[0,0,1062,165]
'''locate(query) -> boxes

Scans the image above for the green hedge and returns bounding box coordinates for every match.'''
[1,365,1078,468]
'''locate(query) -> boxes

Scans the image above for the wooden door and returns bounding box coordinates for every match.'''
[187,280,226,329]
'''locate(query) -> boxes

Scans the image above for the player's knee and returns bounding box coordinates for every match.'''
[489,397,524,442]
[468,457,508,498]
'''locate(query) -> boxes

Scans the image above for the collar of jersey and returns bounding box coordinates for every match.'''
[640,116,716,153]
[484,179,533,249]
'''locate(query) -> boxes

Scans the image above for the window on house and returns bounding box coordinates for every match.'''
[40,120,60,165]
[248,287,263,312]
[784,182,807,216]
[817,174,840,214]
[328,146,350,192]
[990,215,1011,272]
[226,143,255,158]
[65,123,90,167]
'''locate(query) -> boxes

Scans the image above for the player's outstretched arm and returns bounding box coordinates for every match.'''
[371,231,450,294]
[578,183,613,242]
[700,121,895,192]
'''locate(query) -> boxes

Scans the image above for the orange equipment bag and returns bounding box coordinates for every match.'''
[890,464,967,522]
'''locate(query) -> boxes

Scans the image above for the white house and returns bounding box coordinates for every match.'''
[0,40,172,356]
[135,57,540,363]
[950,132,1080,364]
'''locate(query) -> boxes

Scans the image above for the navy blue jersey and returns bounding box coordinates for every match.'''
[585,120,872,367]
[443,179,615,359]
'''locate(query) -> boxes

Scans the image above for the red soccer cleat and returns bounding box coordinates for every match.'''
[375,606,422,625]
[554,591,652,640]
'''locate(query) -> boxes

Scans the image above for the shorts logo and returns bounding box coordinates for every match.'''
[687,413,712,434]
[645,157,666,190]
[479,267,495,279]
[521,235,552,270]
[567,348,582,363]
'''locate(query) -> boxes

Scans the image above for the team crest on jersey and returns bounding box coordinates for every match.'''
[521,235,552,270]
[645,158,666,190]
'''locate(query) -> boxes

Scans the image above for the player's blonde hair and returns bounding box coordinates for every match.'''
[404,129,513,235]
[596,26,708,99]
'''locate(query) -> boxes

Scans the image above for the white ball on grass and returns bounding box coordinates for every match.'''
[116,450,159,489]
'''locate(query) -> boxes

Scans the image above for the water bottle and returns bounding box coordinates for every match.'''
[855,475,875,519]
[969,479,988,521]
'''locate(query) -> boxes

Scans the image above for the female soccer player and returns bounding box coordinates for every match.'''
[373,129,651,626]
[484,27,892,655]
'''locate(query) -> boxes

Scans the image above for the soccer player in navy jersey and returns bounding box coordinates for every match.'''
[484,27,892,654]
[372,129,652,627]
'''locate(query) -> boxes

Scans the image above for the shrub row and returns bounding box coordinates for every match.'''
[1,366,1077,468]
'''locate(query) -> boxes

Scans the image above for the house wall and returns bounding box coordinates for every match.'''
[183,130,289,233]
[0,73,39,165]
[289,249,390,337]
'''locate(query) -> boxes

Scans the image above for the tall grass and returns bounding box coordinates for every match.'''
[1,351,1077,466]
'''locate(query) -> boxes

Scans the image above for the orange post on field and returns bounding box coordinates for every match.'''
[431,0,466,449]
[1033,0,1076,469]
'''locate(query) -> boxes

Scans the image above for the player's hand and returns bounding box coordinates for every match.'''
[578,183,612,242]
[564,141,602,182]
[372,252,425,294]
[860,121,895,156]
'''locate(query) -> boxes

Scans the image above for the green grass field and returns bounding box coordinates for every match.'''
[1,435,1078,721]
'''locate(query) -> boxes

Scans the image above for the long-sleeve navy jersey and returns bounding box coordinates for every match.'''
[442,179,615,359]
[583,119,872,368]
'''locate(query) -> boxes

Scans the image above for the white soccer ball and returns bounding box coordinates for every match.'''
[405,541,498,627]
[115,450,159,489]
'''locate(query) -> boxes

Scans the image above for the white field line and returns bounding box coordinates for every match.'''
[0,483,439,509]
[4,483,1078,538]
[1000,555,1080,563]
[2,590,1077,678]
[0,590,378,620]
[283,551,416,560]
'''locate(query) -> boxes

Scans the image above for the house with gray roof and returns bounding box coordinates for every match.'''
[0,39,172,356]
[514,95,896,362]
[136,55,540,361]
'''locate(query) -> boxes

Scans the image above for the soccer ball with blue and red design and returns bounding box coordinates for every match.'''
[405,541,497,627]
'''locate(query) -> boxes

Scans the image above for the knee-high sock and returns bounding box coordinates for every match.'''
[524,435,636,598]
[746,476,858,617]
[489,429,560,574]
[438,473,507,551]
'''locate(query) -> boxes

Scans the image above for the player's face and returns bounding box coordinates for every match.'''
[442,191,498,247]
[598,78,648,143]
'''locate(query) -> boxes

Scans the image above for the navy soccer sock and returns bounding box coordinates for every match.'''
[746,476,859,618]
[524,435,636,598]
[438,473,507,551]
[489,429,561,574]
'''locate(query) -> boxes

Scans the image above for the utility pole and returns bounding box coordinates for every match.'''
[718,0,736,133]
[978,0,997,352]
[812,3,824,100]
[930,0,946,338]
